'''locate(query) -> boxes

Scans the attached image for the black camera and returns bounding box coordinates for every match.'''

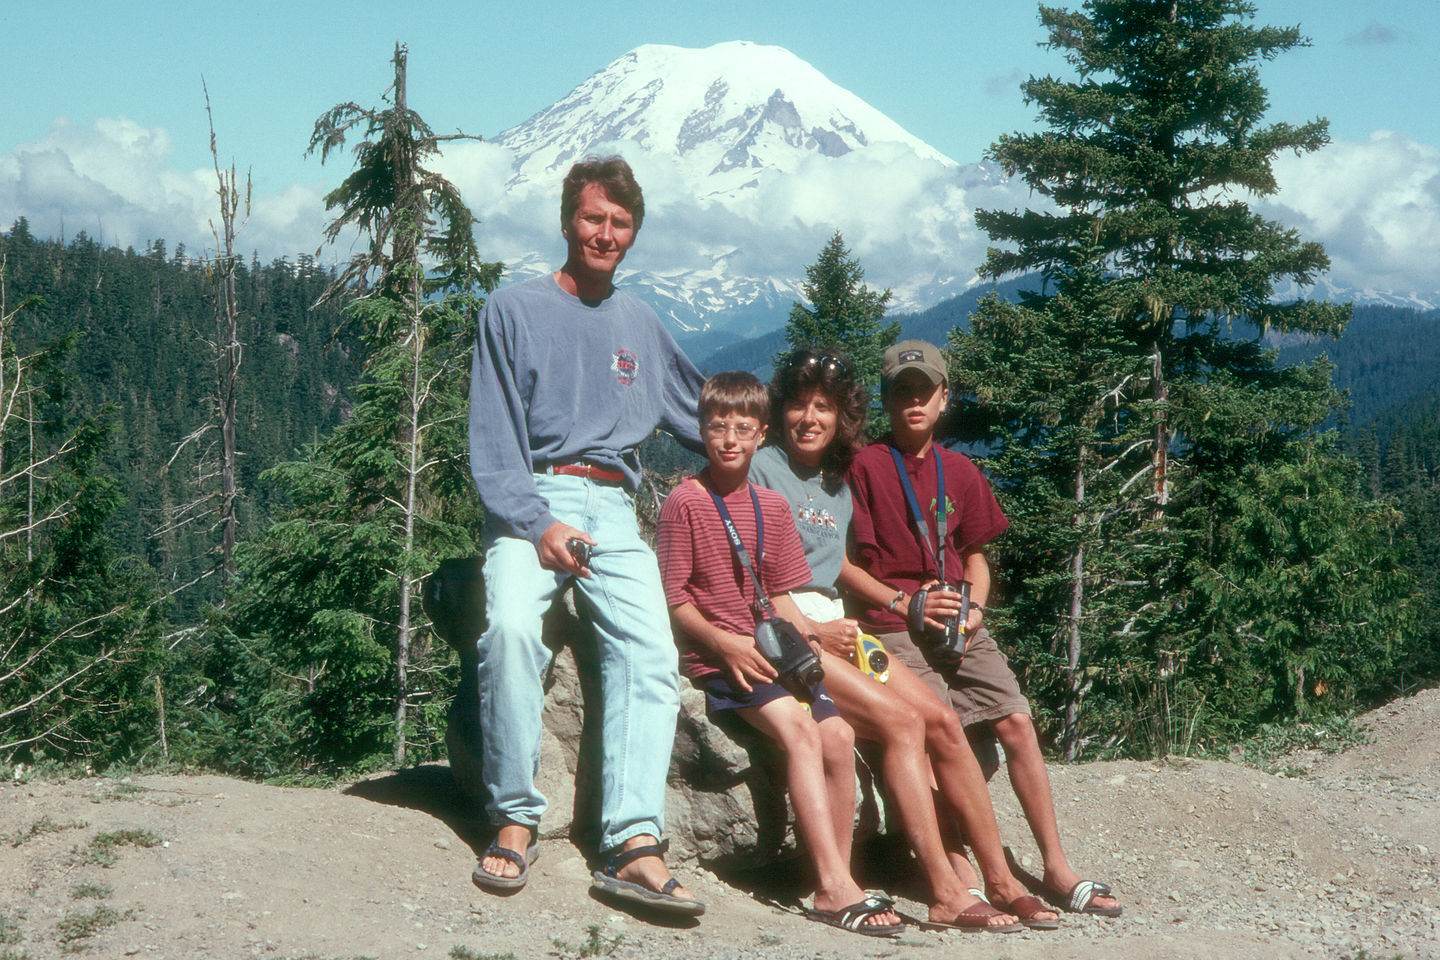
[566,537,593,568]
[753,616,825,689]
[931,581,971,662]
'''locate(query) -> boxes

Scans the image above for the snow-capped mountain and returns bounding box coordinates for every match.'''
[496,41,953,198]
[464,41,1003,329]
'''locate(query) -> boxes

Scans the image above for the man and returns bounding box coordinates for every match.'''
[465,156,705,914]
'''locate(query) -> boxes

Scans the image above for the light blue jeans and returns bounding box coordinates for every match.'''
[474,473,680,852]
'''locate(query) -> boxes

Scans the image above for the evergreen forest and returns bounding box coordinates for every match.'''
[3,8,1439,781]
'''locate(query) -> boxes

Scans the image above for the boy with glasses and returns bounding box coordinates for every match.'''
[657,371,904,937]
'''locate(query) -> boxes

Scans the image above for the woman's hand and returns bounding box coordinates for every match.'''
[809,616,861,659]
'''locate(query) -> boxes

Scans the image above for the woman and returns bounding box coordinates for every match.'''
[748,348,1060,931]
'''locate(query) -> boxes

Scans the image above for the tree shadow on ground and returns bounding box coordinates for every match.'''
[343,763,487,858]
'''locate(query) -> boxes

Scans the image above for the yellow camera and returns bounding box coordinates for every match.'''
[853,633,890,683]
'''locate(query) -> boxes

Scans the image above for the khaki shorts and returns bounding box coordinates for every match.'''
[876,626,1031,728]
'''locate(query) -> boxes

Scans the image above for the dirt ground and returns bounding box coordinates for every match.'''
[3,688,1437,960]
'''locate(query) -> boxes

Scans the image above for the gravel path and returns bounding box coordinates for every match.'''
[2,688,1436,959]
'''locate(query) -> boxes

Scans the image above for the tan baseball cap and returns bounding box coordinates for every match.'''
[881,339,947,387]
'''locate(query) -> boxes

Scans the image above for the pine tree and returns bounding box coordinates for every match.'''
[956,1,1410,754]
[224,44,500,768]
[780,231,898,391]
[1,252,166,767]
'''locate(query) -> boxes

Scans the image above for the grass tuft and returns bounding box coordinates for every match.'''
[69,884,111,901]
[55,905,133,952]
[4,818,88,848]
[81,829,165,867]
[450,946,516,960]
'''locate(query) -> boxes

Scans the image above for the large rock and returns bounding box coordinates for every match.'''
[447,590,884,867]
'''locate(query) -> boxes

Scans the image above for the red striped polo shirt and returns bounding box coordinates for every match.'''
[658,473,812,680]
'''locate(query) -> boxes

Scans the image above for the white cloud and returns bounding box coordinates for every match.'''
[435,136,1031,311]
[10,116,1434,318]
[0,117,326,261]
[1263,132,1440,299]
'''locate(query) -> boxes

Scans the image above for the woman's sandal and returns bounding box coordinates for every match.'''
[990,894,1062,930]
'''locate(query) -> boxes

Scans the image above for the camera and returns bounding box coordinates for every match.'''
[933,581,971,662]
[753,616,825,689]
[566,537,593,568]
[854,633,890,683]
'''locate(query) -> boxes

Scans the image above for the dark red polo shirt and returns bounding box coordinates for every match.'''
[846,437,1008,633]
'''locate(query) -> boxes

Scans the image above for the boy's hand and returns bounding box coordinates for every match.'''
[537,522,595,578]
[810,617,861,658]
[716,631,777,693]
[918,580,965,632]
[963,603,984,637]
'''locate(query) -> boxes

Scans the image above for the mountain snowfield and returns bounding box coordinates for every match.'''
[444,40,1017,329]
[496,41,954,197]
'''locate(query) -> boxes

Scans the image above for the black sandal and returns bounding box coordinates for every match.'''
[590,839,705,916]
[472,827,538,892]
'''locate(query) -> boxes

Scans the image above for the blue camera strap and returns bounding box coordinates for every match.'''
[889,446,947,583]
[707,481,776,619]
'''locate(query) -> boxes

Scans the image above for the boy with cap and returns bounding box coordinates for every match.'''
[840,339,1123,920]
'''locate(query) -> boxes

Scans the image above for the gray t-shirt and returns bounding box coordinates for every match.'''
[748,444,852,594]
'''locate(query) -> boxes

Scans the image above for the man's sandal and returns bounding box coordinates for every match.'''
[472,832,538,892]
[590,840,706,916]
[905,899,1025,934]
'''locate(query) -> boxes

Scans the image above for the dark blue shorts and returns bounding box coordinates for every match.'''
[700,674,841,723]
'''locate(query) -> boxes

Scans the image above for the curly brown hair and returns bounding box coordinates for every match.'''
[767,347,869,488]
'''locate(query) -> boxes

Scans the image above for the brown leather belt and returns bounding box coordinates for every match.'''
[544,461,626,484]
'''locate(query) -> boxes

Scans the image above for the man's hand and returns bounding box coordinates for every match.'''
[714,631,777,693]
[810,616,861,659]
[537,521,595,577]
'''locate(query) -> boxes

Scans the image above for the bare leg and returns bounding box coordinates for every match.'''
[884,662,1055,921]
[820,653,1016,927]
[739,696,900,930]
[816,714,857,868]
[990,713,1118,912]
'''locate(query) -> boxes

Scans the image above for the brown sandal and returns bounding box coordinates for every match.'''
[991,894,1061,930]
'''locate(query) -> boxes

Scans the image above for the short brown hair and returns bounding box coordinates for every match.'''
[561,156,645,231]
[699,371,769,427]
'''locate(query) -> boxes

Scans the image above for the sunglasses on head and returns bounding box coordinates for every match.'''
[785,352,849,379]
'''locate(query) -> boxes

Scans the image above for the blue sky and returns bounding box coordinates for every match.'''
[3,1,1437,301]
[6,0,1434,185]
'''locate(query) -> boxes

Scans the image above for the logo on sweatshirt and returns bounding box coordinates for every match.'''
[612,349,638,386]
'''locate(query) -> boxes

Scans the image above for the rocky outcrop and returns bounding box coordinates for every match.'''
[446,590,884,867]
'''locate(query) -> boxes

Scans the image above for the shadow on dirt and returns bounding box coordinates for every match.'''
[343,764,487,857]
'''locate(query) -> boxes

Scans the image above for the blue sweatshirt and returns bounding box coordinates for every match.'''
[469,272,705,545]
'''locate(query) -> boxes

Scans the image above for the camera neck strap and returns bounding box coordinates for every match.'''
[706,482,776,619]
[889,445,947,583]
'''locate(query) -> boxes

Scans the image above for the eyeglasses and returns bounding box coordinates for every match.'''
[704,420,761,440]
[785,352,849,379]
